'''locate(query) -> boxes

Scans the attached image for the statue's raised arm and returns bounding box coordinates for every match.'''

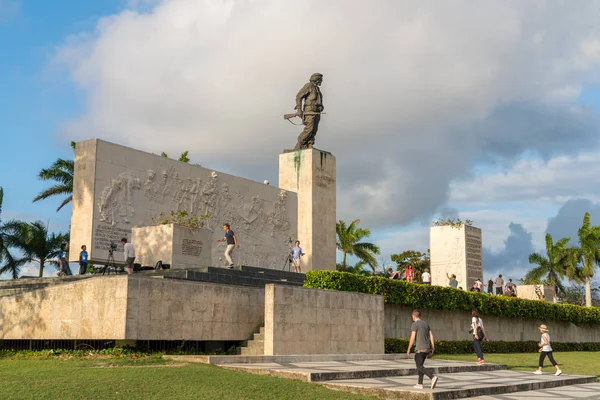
[283,73,324,150]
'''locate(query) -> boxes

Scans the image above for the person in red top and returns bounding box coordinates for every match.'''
[405,264,415,283]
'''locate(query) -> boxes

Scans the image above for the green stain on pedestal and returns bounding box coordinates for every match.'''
[293,151,302,189]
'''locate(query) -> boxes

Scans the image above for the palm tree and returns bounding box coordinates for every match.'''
[336,219,380,270]
[0,186,17,278]
[32,141,75,212]
[577,212,600,307]
[1,220,69,278]
[527,233,575,302]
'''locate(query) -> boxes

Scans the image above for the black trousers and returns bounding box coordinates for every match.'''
[539,351,558,367]
[496,287,503,295]
[414,352,434,384]
[473,336,484,360]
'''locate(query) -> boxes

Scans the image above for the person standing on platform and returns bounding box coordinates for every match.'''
[534,324,562,376]
[405,264,415,283]
[79,245,88,275]
[58,243,72,276]
[446,273,458,288]
[291,240,305,273]
[406,310,439,390]
[421,268,431,285]
[121,238,136,275]
[487,277,494,294]
[494,274,504,295]
[217,223,238,269]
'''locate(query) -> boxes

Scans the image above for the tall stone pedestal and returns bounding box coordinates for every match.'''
[279,149,336,271]
[430,224,482,290]
[131,224,212,269]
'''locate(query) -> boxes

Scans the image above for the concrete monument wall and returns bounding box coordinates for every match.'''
[0,276,128,340]
[517,285,556,302]
[70,139,297,270]
[385,304,600,342]
[131,224,212,269]
[430,224,483,290]
[125,277,264,341]
[263,285,384,355]
[279,149,336,271]
[0,276,264,341]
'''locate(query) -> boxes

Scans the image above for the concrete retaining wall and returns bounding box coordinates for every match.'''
[385,304,600,342]
[125,276,264,341]
[0,276,128,340]
[264,285,384,355]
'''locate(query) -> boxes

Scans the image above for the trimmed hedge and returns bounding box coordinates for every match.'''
[385,338,600,354]
[304,271,600,325]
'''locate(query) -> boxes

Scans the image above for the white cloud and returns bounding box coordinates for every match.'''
[53,0,600,228]
[450,153,600,205]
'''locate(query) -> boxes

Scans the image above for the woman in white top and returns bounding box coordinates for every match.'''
[471,310,488,364]
[534,324,562,376]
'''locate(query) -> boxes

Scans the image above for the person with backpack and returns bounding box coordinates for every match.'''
[471,310,488,364]
[534,324,562,376]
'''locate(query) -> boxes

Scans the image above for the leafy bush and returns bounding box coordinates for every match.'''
[385,338,600,354]
[304,271,600,325]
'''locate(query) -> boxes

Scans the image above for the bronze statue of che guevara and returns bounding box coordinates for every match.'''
[283,73,324,150]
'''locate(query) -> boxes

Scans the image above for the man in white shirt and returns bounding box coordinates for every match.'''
[121,238,136,275]
[421,268,431,285]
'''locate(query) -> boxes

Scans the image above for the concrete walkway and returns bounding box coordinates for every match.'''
[200,356,598,399]
[468,382,600,399]
[322,369,596,399]
[218,358,505,382]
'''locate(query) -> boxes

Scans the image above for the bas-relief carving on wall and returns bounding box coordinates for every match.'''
[98,172,142,224]
[96,167,293,268]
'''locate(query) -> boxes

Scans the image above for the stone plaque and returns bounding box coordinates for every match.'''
[182,239,203,257]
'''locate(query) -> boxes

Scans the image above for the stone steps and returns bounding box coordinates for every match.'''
[219,360,507,383]
[164,353,410,365]
[146,266,305,288]
[168,355,599,399]
[320,369,598,400]
[0,275,96,297]
[468,382,600,399]
[238,326,266,356]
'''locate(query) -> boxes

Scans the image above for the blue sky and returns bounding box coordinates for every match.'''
[2,1,600,282]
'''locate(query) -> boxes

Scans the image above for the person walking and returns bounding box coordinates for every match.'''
[216,223,238,269]
[494,274,504,295]
[534,324,562,376]
[406,310,439,390]
[121,238,136,275]
[487,277,494,294]
[471,310,488,364]
[79,245,88,275]
[421,268,431,285]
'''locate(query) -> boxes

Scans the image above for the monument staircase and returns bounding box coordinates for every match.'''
[237,326,266,356]
[0,275,95,297]
[166,353,600,399]
[0,265,304,298]
[144,265,305,288]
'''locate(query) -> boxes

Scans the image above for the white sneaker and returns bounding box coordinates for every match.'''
[555,370,562,376]
[431,376,439,390]
[533,370,542,375]
[413,384,424,389]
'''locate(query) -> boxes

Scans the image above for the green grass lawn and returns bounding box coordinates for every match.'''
[0,357,378,400]
[439,351,600,380]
